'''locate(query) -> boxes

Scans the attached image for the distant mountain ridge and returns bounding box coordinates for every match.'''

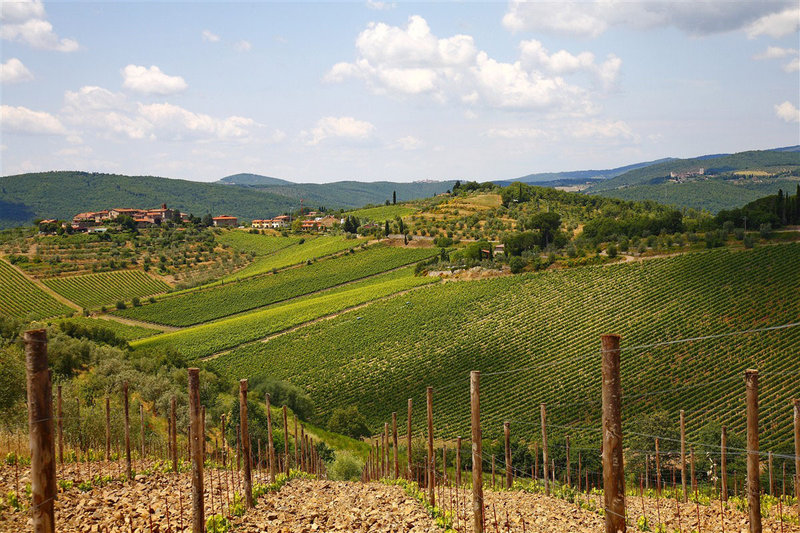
[498,157,676,185]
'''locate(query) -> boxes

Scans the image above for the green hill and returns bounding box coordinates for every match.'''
[217,174,456,210]
[209,244,800,450]
[587,149,800,212]
[0,171,293,228]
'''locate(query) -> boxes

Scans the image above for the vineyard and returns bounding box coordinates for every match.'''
[210,243,800,451]
[0,257,74,320]
[131,267,439,359]
[347,204,418,221]
[116,245,437,326]
[221,234,368,281]
[43,270,170,309]
[215,231,301,256]
[55,317,163,341]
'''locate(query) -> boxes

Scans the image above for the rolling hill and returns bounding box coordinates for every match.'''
[586,148,800,212]
[217,174,456,210]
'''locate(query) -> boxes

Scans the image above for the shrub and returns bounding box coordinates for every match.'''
[115,301,126,310]
[327,451,364,481]
[131,297,141,307]
[606,243,617,258]
[509,256,526,274]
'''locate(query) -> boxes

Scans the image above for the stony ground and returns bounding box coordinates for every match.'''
[1,463,798,532]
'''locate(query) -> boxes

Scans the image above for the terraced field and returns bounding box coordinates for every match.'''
[55,317,163,340]
[116,245,437,326]
[210,244,800,450]
[222,234,368,281]
[0,257,74,320]
[347,204,417,221]
[216,230,301,256]
[43,270,170,309]
[131,267,439,359]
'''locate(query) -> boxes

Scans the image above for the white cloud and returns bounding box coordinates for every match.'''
[61,85,260,141]
[202,30,220,43]
[754,46,798,59]
[503,1,796,38]
[394,135,422,150]
[485,127,548,139]
[571,120,637,141]
[784,57,800,72]
[327,15,609,114]
[121,65,188,95]
[0,0,79,51]
[0,58,34,83]
[746,8,800,39]
[1,104,67,135]
[366,0,395,10]
[304,116,375,145]
[774,101,800,123]
[234,40,252,52]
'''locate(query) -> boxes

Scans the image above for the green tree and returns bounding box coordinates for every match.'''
[328,405,370,439]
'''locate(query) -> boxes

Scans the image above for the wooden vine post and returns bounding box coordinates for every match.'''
[456,436,462,487]
[392,411,399,479]
[470,371,483,533]
[239,379,253,509]
[407,398,413,481]
[601,334,626,533]
[171,396,178,472]
[294,417,299,469]
[504,421,512,489]
[721,426,728,501]
[139,404,145,463]
[565,435,571,487]
[105,395,111,462]
[266,393,275,481]
[123,381,132,481]
[56,385,63,465]
[540,403,549,496]
[745,369,761,533]
[25,329,56,533]
[680,409,687,502]
[282,405,290,475]
[188,368,204,533]
[794,399,799,504]
[427,386,435,505]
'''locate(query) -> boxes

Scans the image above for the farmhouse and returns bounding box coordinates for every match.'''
[213,215,238,227]
[72,203,187,228]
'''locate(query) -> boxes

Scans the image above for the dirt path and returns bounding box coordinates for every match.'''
[0,255,82,312]
[96,313,179,332]
[201,281,441,361]
[233,479,441,532]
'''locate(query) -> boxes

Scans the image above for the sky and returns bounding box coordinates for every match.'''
[1,1,799,183]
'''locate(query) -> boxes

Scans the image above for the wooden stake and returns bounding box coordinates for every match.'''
[282,405,289,475]
[721,426,728,502]
[601,334,626,533]
[427,386,435,505]
[239,380,253,509]
[105,396,111,462]
[56,385,63,466]
[266,394,275,481]
[25,329,56,533]
[407,398,413,481]
[123,381,132,481]
[470,371,483,533]
[171,397,178,472]
[456,436,462,487]
[680,410,687,502]
[504,422,512,489]
[565,435,571,487]
[655,438,661,497]
[392,412,399,479]
[745,369,761,533]
[690,447,697,495]
[541,404,549,496]
[139,404,145,464]
[293,416,299,469]
[188,368,204,533]
[769,451,774,496]
[793,399,799,504]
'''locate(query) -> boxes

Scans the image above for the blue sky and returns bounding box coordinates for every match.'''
[1,1,798,183]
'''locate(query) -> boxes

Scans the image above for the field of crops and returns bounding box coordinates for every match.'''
[216,230,301,256]
[210,244,800,450]
[43,270,170,309]
[55,317,163,340]
[0,258,74,320]
[131,267,439,359]
[222,234,367,281]
[347,204,417,221]
[116,245,437,326]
